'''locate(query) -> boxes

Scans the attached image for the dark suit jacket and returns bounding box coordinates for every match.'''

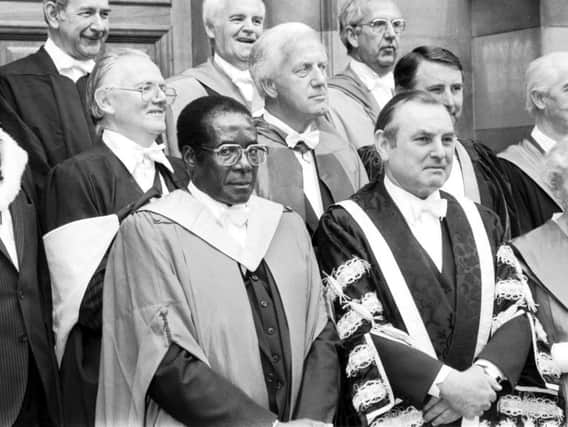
[0,169,60,426]
[0,47,96,192]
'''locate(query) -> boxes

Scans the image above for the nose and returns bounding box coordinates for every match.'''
[440,87,457,114]
[311,67,327,87]
[430,138,446,160]
[383,21,396,40]
[234,149,254,170]
[89,13,107,33]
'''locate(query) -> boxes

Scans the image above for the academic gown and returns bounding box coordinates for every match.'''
[96,190,339,426]
[313,179,560,426]
[0,47,96,193]
[254,116,368,233]
[498,135,563,237]
[43,140,189,427]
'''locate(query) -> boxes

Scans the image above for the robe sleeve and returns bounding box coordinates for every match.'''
[148,343,276,427]
[313,206,443,423]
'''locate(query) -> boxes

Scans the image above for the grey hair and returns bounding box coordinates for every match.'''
[202,0,225,29]
[249,22,322,98]
[86,48,151,123]
[338,0,370,52]
[43,0,69,25]
[525,52,568,117]
[544,141,568,210]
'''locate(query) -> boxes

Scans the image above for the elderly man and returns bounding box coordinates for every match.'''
[165,0,265,157]
[42,49,188,427]
[0,0,110,191]
[499,52,568,237]
[395,46,513,237]
[96,95,339,426]
[250,22,368,233]
[328,0,404,155]
[314,91,563,426]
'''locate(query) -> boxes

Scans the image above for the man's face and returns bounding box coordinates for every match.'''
[53,0,110,60]
[352,0,403,74]
[412,60,464,123]
[192,112,259,205]
[378,101,456,199]
[541,65,568,134]
[207,0,265,70]
[104,56,167,143]
[271,38,329,123]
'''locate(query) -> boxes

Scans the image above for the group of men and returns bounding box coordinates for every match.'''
[0,0,566,426]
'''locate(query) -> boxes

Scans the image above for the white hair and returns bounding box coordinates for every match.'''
[525,51,568,117]
[202,0,225,29]
[544,140,568,210]
[249,22,322,98]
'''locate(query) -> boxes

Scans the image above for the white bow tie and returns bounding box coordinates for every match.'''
[135,144,169,169]
[286,129,320,151]
[62,59,94,75]
[220,204,250,228]
[414,198,448,221]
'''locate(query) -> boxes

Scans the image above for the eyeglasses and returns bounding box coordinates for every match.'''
[358,18,406,35]
[199,144,269,166]
[108,83,177,105]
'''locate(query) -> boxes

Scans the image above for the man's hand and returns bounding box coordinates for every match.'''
[438,365,502,419]
[423,397,461,425]
[280,420,332,427]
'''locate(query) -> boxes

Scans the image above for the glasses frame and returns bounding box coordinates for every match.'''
[356,17,407,36]
[199,143,269,167]
[108,83,177,105]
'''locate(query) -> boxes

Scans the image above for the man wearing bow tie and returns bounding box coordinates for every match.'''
[96,95,339,426]
[249,22,368,234]
[165,0,266,158]
[42,49,189,427]
[314,91,543,426]
[0,0,111,194]
[327,0,405,173]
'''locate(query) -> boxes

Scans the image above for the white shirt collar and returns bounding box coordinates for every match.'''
[384,174,442,225]
[101,129,173,175]
[214,54,252,82]
[44,38,95,77]
[350,58,394,92]
[532,126,557,154]
[262,111,316,148]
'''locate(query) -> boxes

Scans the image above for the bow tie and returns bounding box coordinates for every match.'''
[286,129,320,152]
[415,198,448,221]
[62,59,94,75]
[232,72,255,103]
[220,204,250,228]
[135,144,169,169]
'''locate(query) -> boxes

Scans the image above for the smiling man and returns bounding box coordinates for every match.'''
[327,0,405,157]
[96,95,339,426]
[250,22,367,234]
[314,90,560,426]
[165,0,266,157]
[42,49,188,427]
[0,0,111,193]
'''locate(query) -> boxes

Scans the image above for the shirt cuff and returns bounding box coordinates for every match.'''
[475,359,506,383]
[428,364,453,398]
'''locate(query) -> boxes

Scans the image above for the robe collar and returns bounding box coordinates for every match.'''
[0,128,27,212]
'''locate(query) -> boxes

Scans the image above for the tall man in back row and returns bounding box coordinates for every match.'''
[395,46,513,237]
[97,96,339,426]
[0,0,110,191]
[314,91,563,426]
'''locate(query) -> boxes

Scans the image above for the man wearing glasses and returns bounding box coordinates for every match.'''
[328,0,405,161]
[96,95,339,426]
[42,49,188,427]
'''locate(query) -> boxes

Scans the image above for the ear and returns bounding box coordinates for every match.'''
[44,0,62,29]
[182,145,197,170]
[374,129,392,161]
[260,79,278,99]
[345,26,360,49]
[204,20,217,40]
[530,89,547,112]
[94,87,115,116]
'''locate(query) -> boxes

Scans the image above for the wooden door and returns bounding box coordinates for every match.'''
[0,0,192,77]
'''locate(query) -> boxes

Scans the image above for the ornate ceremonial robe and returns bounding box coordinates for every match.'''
[314,179,562,426]
[255,116,368,233]
[499,136,563,237]
[43,141,188,427]
[0,47,96,192]
[96,190,336,426]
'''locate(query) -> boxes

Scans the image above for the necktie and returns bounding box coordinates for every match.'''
[133,145,169,192]
[232,71,255,104]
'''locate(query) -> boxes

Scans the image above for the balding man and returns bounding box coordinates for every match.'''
[250,22,368,234]
[328,0,405,173]
[166,0,265,157]
[395,46,513,238]
[0,0,110,191]
[499,52,568,237]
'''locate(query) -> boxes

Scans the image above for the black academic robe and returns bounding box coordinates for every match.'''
[313,179,533,426]
[43,141,189,427]
[0,169,61,426]
[0,47,96,193]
